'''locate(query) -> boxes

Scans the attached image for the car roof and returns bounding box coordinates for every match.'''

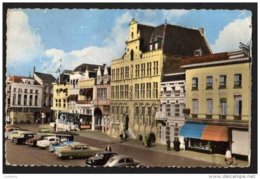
[111,155,132,160]
[69,142,88,147]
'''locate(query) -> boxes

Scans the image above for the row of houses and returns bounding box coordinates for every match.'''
[5,19,251,159]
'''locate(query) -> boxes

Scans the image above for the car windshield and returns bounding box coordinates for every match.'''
[95,153,104,158]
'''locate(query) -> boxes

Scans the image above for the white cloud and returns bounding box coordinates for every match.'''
[211,17,252,53]
[163,9,190,19]
[44,11,132,73]
[6,9,44,64]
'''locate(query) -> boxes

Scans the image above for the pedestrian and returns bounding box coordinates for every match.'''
[36,118,39,127]
[119,131,124,143]
[105,145,112,152]
[225,148,233,165]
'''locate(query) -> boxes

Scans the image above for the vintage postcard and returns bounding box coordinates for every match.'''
[2,3,257,174]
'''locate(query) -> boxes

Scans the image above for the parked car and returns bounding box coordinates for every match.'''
[85,151,118,167]
[36,136,60,149]
[8,130,31,141]
[5,128,21,139]
[25,133,55,147]
[103,155,140,167]
[5,125,20,132]
[49,141,75,152]
[11,131,35,144]
[55,142,103,159]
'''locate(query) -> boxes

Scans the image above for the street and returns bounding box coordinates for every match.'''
[5,125,221,167]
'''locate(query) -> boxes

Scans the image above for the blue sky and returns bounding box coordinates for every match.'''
[6,9,252,76]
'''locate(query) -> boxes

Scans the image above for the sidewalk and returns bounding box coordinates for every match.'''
[77,130,249,167]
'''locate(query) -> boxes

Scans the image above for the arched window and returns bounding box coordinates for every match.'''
[130,50,134,61]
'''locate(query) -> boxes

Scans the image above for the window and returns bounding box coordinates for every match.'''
[97,88,107,100]
[135,64,140,78]
[192,77,198,90]
[13,88,16,92]
[55,99,58,107]
[24,89,28,93]
[166,103,171,116]
[111,86,114,99]
[147,107,152,125]
[63,99,66,108]
[120,67,124,79]
[29,95,33,106]
[135,84,139,99]
[174,104,180,117]
[146,83,151,98]
[220,98,227,119]
[130,50,134,61]
[17,94,21,105]
[131,32,134,39]
[155,42,158,50]
[24,95,27,105]
[125,85,128,99]
[141,63,145,77]
[192,99,199,118]
[116,86,119,99]
[234,96,242,120]
[116,68,119,80]
[206,76,213,89]
[234,74,242,88]
[125,66,129,79]
[147,62,152,76]
[153,82,158,98]
[112,69,115,81]
[141,83,145,98]
[206,99,213,118]
[219,75,227,88]
[34,95,38,106]
[150,44,153,51]
[35,90,38,94]
[153,61,158,75]
[120,85,124,99]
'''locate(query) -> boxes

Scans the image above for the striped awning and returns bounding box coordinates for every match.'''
[201,125,228,142]
[180,124,229,142]
[179,124,206,139]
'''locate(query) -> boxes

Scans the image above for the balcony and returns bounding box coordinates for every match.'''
[76,100,93,104]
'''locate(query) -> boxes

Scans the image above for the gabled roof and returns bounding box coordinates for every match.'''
[180,50,250,68]
[34,72,56,84]
[8,76,34,83]
[74,63,102,72]
[162,73,185,82]
[137,23,212,56]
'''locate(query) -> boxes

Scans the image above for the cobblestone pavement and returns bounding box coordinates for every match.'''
[4,124,248,167]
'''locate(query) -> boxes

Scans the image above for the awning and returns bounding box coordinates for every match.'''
[179,124,206,139]
[201,125,228,142]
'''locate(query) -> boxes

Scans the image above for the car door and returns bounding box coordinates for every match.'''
[117,158,126,167]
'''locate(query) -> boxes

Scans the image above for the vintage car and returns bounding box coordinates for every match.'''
[49,141,75,152]
[5,125,20,132]
[5,128,21,139]
[8,130,30,141]
[103,155,141,167]
[10,131,35,144]
[36,136,61,149]
[85,151,118,167]
[55,142,103,159]
[25,133,55,147]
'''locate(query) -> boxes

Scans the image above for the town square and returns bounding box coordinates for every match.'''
[3,3,257,174]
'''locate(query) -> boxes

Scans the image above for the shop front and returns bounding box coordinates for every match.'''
[180,123,229,154]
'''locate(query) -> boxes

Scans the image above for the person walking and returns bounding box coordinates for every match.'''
[225,148,233,165]
[105,145,112,152]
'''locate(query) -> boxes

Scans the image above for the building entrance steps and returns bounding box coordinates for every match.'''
[77,130,249,167]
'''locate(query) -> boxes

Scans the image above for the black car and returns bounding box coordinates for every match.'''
[86,151,118,166]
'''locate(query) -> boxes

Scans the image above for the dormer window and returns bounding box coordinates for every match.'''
[150,44,153,51]
[194,49,202,56]
[155,42,158,50]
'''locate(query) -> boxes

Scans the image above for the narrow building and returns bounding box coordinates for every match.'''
[156,72,186,146]
[180,50,251,160]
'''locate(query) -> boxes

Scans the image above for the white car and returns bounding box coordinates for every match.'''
[103,155,141,167]
[36,136,60,149]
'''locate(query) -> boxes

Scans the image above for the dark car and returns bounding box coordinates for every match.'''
[12,131,35,145]
[86,151,118,166]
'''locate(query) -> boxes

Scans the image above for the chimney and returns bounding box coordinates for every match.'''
[198,28,204,35]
